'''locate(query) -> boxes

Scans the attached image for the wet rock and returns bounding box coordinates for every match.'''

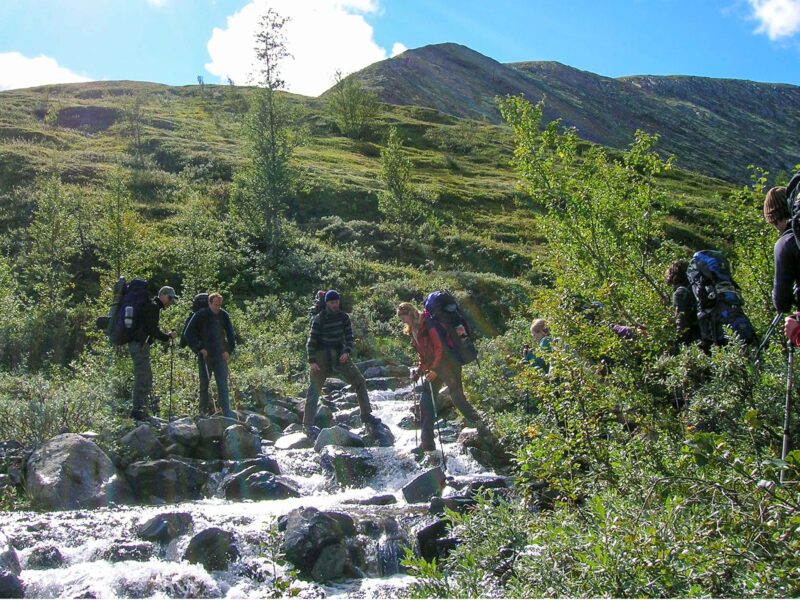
[223,470,300,501]
[417,519,452,562]
[222,425,261,460]
[362,366,385,379]
[166,417,200,448]
[397,415,417,430]
[402,467,446,504]
[385,364,412,378]
[362,419,395,447]
[137,512,193,544]
[230,456,281,476]
[26,433,133,510]
[0,572,24,599]
[125,459,208,503]
[119,424,166,462]
[264,404,298,429]
[464,476,512,497]
[283,507,347,578]
[164,442,193,458]
[283,423,304,434]
[355,359,383,373]
[274,432,313,450]
[244,414,273,437]
[26,544,64,569]
[310,541,347,581]
[192,439,222,460]
[101,541,155,562]
[183,528,239,572]
[319,446,377,487]
[0,535,20,575]
[313,405,334,429]
[363,377,398,391]
[429,495,476,515]
[313,426,365,452]
[322,378,348,393]
[196,416,239,442]
[343,494,397,506]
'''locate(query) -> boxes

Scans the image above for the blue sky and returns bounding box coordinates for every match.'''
[1,0,799,95]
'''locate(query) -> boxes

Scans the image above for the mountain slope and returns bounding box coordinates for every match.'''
[337,43,800,182]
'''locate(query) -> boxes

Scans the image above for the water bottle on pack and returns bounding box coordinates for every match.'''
[124,305,134,329]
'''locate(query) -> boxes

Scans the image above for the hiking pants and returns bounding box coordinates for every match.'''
[304,348,372,426]
[129,340,152,415]
[198,353,234,418]
[419,362,483,450]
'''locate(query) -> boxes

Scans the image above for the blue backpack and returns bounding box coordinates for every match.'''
[111,278,151,345]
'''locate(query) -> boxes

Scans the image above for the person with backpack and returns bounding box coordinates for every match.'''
[686,250,756,349]
[129,285,178,421]
[762,184,800,344]
[665,259,702,347]
[524,318,552,372]
[304,290,380,437]
[183,292,237,419]
[396,302,494,454]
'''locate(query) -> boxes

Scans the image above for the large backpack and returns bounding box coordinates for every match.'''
[110,278,151,346]
[423,290,479,365]
[686,250,743,310]
[95,276,128,344]
[179,292,210,349]
[787,173,800,249]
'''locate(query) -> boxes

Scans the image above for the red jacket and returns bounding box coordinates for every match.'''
[410,312,445,373]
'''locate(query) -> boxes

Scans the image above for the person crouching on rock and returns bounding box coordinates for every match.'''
[396,302,498,455]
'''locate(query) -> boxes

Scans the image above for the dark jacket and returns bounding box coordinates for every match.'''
[673,286,701,344]
[184,308,236,356]
[306,309,355,363]
[134,297,170,344]
[773,227,800,312]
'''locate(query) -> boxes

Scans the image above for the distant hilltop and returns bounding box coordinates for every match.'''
[328,42,800,183]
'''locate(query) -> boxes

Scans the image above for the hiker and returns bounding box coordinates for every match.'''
[686,250,756,349]
[129,286,177,421]
[304,290,380,437]
[396,302,495,454]
[762,185,800,345]
[524,318,551,372]
[666,259,702,347]
[183,292,237,418]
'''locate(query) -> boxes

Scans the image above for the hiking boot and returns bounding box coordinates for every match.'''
[363,414,381,426]
[303,425,321,439]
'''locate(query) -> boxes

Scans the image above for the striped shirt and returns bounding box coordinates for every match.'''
[306,309,355,363]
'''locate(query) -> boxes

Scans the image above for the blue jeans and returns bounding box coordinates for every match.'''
[199,353,233,418]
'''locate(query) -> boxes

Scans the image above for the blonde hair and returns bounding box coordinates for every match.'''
[208,292,223,304]
[530,318,549,338]
[396,302,420,336]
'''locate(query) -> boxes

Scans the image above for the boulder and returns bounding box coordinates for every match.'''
[167,418,200,448]
[274,432,313,451]
[220,464,286,500]
[193,439,223,460]
[183,528,239,572]
[397,415,417,430]
[224,472,300,501]
[230,456,281,476]
[429,496,477,515]
[263,404,298,429]
[313,426,365,452]
[196,416,239,442]
[313,405,334,429]
[222,425,261,460]
[26,545,64,570]
[355,359,383,373]
[125,459,208,503]
[0,572,23,599]
[319,446,377,487]
[244,414,273,437]
[26,434,133,510]
[310,541,347,581]
[283,507,347,578]
[0,536,20,575]
[119,424,165,461]
[137,512,193,544]
[362,420,395,448]
[343,494,397,506]
[402,467,446,504]
[417,519,450,562]
[363,377,394,391]
[362,366,385,379]
[322,378,348,393]
[385,364,411,378]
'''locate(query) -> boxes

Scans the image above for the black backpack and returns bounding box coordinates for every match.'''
[110,278,151,346]
[179,292,210,348]
[309,290,326,317]
[787,174,800,249]
[686,250,743,310]
[423,290,479,365]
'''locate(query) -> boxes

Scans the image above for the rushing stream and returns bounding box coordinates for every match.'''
[0,385,500,598]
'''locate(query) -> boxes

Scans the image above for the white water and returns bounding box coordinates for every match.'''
[1,385,497,598]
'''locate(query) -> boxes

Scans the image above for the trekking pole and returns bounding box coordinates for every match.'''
[168,339,175,422]
[429,381,448,471]
[755,312,784,365]
[782,342,795,485]
[413,381,419,449]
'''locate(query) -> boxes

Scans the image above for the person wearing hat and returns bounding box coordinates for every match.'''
[183,292,237,418]
[763,182,800,344]
[129,285,177,421]
[303,290,379,437]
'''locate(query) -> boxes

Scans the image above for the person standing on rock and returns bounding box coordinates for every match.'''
[184,292,237,419]
[130,286,177,422]
[396,302,499,455]
[304,290,380,437]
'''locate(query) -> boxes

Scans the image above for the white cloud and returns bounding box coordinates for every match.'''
[391,42,407,57]
[146,0,169,6]
[0,52,91,91]
[749,0,800,39]
[205,0,403,95]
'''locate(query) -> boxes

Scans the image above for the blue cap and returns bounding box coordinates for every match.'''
[325,290,340,302]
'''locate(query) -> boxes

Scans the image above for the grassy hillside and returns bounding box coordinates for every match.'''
[337,42,800,183]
